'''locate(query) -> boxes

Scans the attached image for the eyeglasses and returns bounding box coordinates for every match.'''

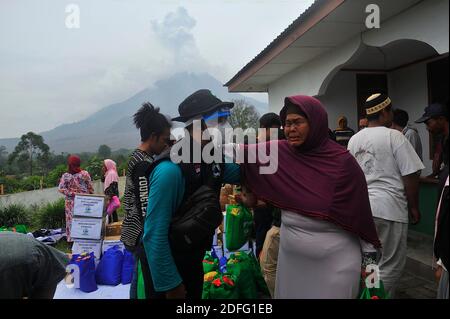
[284,119,308,128]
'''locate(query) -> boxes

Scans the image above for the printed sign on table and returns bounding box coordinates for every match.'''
[73,195,105,218]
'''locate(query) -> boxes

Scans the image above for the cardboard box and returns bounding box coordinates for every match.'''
[105,221,122,237]
[73,194,105,218]
[71,217,104,240]
[72,239,102,259]
[102,235,125,253]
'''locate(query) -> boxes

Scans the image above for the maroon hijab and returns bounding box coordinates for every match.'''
[68,155,82,175]
[241,95,381,247]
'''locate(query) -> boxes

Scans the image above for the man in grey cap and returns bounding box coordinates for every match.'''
[415,102,449,193]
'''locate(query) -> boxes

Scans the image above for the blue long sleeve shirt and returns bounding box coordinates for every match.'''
[143,161,240,292]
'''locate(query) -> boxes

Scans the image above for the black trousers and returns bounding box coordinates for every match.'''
[107,210,119,224]
[171,247,205,299]
[254,207,274,257]
[140,244,206,299]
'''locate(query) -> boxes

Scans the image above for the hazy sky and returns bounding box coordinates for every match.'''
[0,0,315,138]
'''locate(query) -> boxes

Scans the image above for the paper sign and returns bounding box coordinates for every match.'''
[72,240,102,258]
[71,217,104,240]
[73,195,105,218]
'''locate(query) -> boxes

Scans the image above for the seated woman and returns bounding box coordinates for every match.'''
[238,95,381,299]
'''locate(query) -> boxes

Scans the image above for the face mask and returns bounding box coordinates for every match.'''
[203,108,232,145]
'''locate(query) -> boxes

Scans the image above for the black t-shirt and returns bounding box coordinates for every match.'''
[105,181,119,198]
[333,128,355,147]
[0,232,69,298]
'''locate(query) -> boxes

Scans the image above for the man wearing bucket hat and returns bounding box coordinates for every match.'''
[141,89,240,299]
[173,89,234,147]
[348,93,424,298]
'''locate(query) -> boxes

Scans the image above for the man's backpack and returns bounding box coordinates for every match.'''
[169,161,224,252]
[169,184,223,251]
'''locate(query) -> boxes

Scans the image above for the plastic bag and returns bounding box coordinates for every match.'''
[137,259,146,299]
[69,252,98,293]
[203,252,219,274]
[225,204,253,251]
[359,280,389,299]
[227,252,258,299]
[208,274,239,299]
[247,251,270,297]
[107,196,121,216]
[121,249,135,285]
[96,245,124,286]
[0,224,28,234]
[202,271,218,299]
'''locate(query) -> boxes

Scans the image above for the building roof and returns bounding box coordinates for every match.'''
[225,0,423,93]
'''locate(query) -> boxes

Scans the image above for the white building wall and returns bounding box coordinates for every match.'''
[267,0,448,113]
[316,71,358,132]
[363,0,449,55]
[388,62,433,175]
[267,37,360,111]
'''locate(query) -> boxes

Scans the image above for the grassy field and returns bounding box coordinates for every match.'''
[55,240,72,254]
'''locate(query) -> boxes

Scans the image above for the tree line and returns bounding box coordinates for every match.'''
[0,132,130,194]
[0,100,260,194]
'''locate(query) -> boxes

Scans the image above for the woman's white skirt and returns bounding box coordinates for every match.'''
[275,210,361,299]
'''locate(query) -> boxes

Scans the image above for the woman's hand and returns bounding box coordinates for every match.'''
[435,265,443,283]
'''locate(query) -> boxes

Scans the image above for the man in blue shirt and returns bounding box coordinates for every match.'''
[143,90,240,299]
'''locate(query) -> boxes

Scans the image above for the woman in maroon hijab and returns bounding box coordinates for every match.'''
[239,95,380,299]
[58,155,94,242]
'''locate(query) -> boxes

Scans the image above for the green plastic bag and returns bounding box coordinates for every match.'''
[225,204,253,251]
[203,252,219,274]
[0,225,28,234]
[137,259,146,299]
[202,271,219,299]
[209,274,239,299]
[12,224,28,234]
[247,251,270,297]
[227,252,258,299]
[359,280,389,299]
[202,281,211,299]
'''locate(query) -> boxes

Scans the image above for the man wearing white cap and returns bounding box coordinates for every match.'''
[348,93,425,298]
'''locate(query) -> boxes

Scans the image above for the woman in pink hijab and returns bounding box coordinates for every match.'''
[103,159,120,223]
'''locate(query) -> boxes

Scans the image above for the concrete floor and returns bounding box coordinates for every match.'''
[396,231,438,299]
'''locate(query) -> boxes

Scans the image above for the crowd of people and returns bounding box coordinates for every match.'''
[0,88,448,300]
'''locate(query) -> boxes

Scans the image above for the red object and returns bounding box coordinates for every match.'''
[68,155,82,175]
[371,296,379,300]
[212,279,222,287]
[222,276,235,287]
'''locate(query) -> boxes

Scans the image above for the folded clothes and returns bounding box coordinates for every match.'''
[34,228,66,246]
[33,228,64,238]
